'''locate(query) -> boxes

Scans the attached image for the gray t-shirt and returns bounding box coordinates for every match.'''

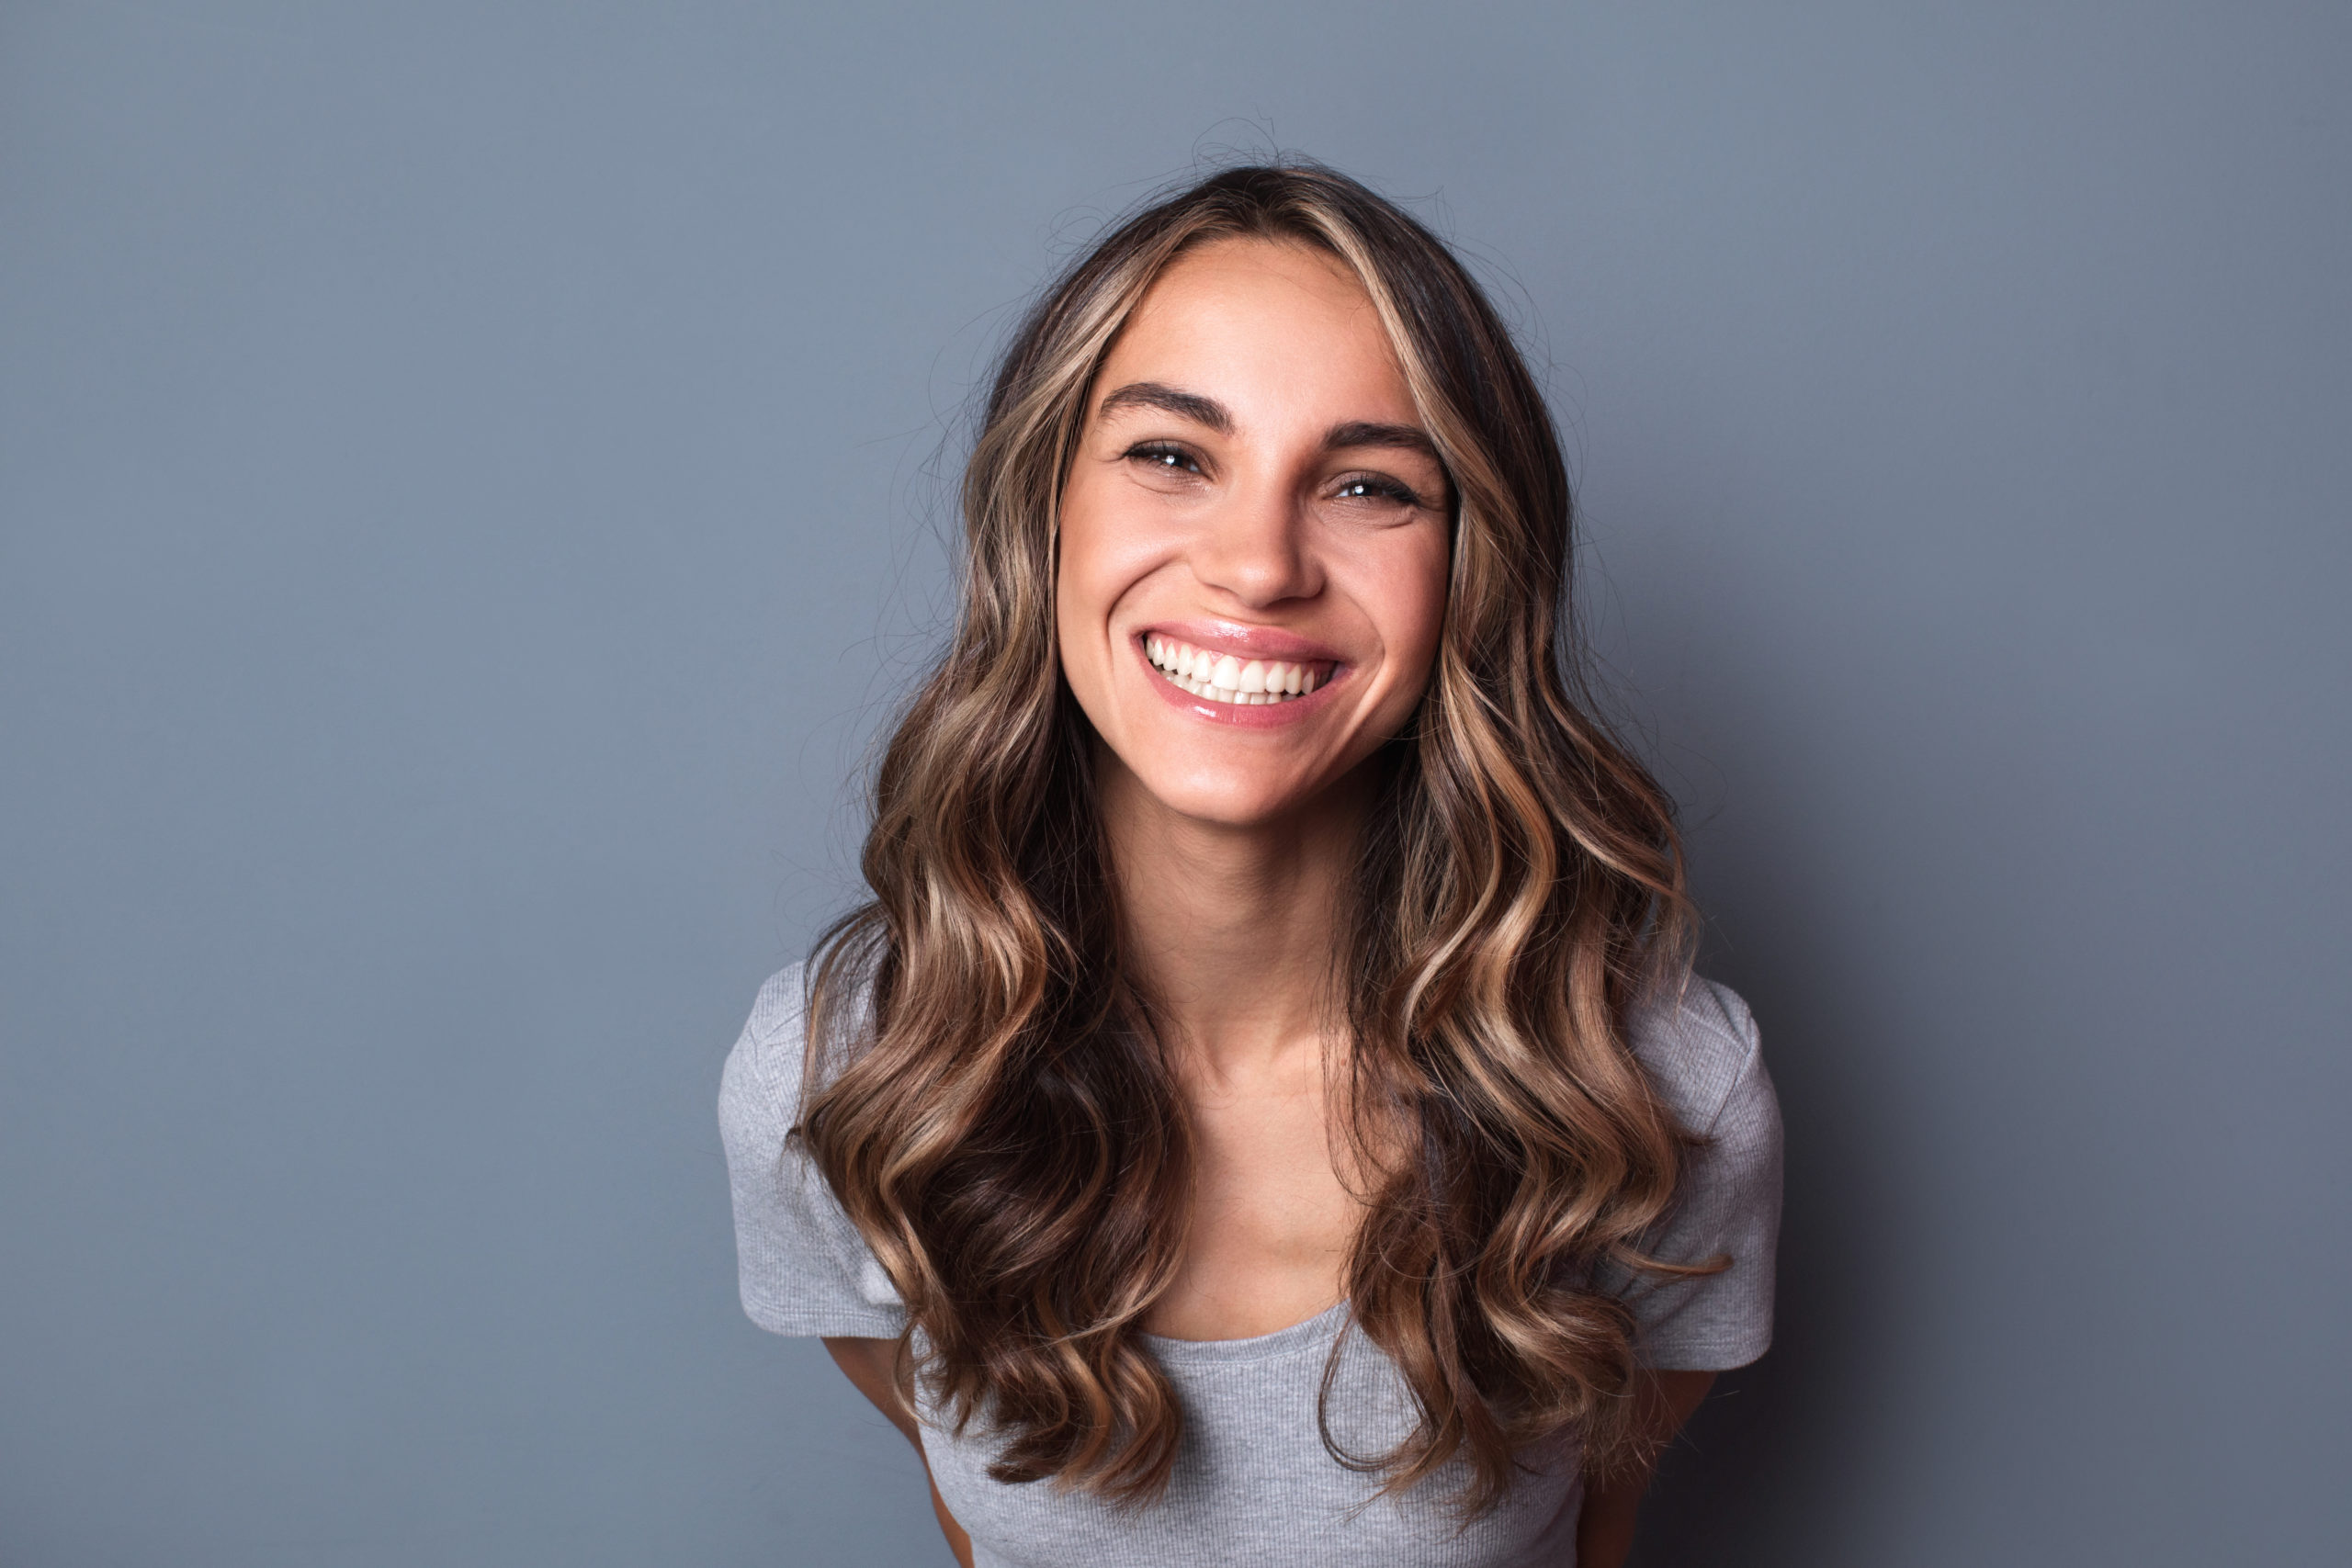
[719,964,1781,1568]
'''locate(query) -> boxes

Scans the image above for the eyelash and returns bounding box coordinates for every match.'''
[1331,473,1422,506]
[1124,443,1426,508]
[1127,442,1204,477]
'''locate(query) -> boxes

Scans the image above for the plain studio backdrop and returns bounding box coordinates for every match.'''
[3,2,2346,1563]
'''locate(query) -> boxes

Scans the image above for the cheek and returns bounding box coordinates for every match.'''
[1063,491,1176,644]
[1364,529,1453,695]
[1053,487,1163,681]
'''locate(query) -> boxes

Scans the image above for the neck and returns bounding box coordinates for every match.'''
[1098,746,1378,1086]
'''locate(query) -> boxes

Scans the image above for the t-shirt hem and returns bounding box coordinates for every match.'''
[742,1293,905,1339]
[1634,1327,1772,1372]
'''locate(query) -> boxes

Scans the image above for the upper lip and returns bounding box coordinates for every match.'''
[1136,619,1346,666]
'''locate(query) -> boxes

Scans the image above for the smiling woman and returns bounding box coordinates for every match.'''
[1057,239,1452,828]
[719,164,1781,1567]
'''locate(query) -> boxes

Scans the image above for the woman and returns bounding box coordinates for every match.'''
[721,164,1781,1566]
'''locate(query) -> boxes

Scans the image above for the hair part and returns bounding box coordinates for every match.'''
[798,161,1704,1515]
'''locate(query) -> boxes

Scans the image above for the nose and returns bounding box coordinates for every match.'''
[1188,479,1321,610]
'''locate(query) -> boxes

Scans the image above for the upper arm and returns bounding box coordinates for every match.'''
[1574,1367,1718,1568]
[821,1335,922,1448]
[1645,1368,1716,1442]
[823,1337,976,1568]
[1618,980,1783,1371]
[718,966,909,1338]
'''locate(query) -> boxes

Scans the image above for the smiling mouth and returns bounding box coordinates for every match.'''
[1144,634,1333,705]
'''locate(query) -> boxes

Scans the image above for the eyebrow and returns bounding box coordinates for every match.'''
[1096,382,1440,461]
[1096,381,1233,434]
[1321,420,1440,460]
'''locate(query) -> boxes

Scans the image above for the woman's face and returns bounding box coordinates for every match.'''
[1055,238,1453,829]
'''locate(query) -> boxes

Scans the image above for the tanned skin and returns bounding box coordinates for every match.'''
[821,1337,974,1568]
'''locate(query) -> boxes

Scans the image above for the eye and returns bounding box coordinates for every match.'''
[1126,441,1205,477]
[1330,472,1424,507]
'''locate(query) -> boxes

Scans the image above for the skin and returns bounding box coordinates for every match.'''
[825,238,1710,1566]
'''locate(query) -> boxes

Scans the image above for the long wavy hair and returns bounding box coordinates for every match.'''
[797,163,1702,1514]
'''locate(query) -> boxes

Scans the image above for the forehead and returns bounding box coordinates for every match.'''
[1096,238,1414,417]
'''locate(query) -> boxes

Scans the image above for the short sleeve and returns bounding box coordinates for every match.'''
[718,964,908,1338]
[1609,977,1783,1371]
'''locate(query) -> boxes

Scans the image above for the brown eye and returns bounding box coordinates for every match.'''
[1129,443,1204,476]
[1332,473,1420,505]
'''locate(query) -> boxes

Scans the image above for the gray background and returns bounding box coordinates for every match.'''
[3,1,2346,1562]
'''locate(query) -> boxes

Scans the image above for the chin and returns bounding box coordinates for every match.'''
[1134,764,1315,829]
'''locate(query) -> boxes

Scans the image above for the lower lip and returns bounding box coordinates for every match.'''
[1134,639,1344,728]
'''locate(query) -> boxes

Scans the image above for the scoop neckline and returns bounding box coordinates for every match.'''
[1135,1299,1352,1366]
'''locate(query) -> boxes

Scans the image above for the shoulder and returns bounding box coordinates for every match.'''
[718,958,880,1139]
[716,960,908,1337]
[742,961,811,1048]
[1611,976,1784,1368]
[718,962,813,1143]
[1623,973,1769,1140]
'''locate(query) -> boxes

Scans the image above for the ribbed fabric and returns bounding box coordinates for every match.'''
[719,965,1781,1567]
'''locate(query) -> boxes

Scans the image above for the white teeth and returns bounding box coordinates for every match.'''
[1143,635,1329,705]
